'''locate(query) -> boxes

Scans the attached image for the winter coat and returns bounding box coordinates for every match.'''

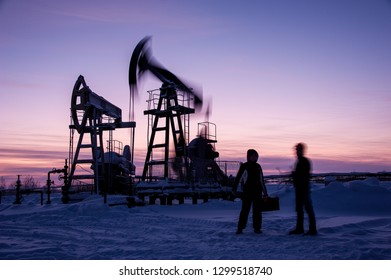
[292,156,311,192]
[234,161,267,195]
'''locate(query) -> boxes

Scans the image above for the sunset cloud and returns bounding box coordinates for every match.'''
[1,0,390,184]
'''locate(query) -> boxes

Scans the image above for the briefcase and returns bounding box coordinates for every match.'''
[262,196,280,212]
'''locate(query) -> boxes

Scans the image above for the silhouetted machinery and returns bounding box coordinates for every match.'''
[188,122,227,185]
[129,37,228,197]
[66,75,136,202]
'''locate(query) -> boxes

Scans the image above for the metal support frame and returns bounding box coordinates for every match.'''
[142,85,194,181]
[68,75,136,198]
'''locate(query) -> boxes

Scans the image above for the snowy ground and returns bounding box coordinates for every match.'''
[0,178,390,260]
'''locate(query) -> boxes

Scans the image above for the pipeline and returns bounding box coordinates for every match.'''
[47,159,69,204]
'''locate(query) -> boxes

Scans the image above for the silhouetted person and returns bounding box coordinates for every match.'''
[233,149,268,234]
[289,143,317,235]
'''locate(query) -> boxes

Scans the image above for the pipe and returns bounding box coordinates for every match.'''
[13,175,22,204]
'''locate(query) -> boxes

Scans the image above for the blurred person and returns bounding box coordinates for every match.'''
[233,149,268,234]
[289,143,317,235]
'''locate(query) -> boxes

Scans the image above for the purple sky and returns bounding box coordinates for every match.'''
[1,0,390,184]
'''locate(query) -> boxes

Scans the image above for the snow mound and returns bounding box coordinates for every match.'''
[0,180,390,260]
[313,179,391,216]
[348,177,382,192]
